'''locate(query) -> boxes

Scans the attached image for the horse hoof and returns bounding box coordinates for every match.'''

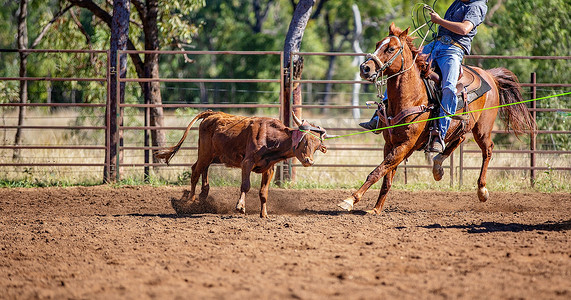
[478,187,489,202]
[365,209,380,215]
[337,198,354,211]
[432,164,444,181]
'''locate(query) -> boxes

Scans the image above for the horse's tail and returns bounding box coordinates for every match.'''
[154,110,217,165]
[488,68,537,135]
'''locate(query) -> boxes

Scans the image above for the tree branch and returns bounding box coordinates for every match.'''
[130,0,147,27]
[484,0,503,27]
[67,0,145,79]
[310,0,328,20]
[70,8,93,47]
[30,4,73,49]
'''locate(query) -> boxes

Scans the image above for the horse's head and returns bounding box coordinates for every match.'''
[360,23,418,81]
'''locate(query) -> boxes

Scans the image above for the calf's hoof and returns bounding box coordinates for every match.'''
[236,204,246,214]
[181,190,196,202]
[337,198,355,211]
[199,187,210,199]
[477,187,489,202]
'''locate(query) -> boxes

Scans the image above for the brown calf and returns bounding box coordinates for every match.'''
[155,110,329,217]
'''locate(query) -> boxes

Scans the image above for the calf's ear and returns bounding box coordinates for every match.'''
[319,145,327,153]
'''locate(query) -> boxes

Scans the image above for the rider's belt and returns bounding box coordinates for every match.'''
[436,35,467,54]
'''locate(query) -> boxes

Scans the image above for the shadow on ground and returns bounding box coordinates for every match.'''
[423,219,571,233]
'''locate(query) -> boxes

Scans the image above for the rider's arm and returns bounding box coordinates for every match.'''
[430,12,474,36]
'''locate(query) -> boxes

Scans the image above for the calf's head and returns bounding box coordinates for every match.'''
[291,113,329,167]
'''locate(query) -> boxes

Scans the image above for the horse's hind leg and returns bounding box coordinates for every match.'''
[432,136,466,181]
[472,126,494,202]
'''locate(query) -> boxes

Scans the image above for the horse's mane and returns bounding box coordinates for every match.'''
[389,24,432,78]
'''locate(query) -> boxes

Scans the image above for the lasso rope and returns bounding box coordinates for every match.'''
[302,91,571,140]
[411,1,439,41]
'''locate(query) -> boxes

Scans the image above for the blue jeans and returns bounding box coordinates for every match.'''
[422,41,465,140]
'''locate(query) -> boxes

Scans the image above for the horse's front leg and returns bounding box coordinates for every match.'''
[367,168,396,215]
[338,142,413,211]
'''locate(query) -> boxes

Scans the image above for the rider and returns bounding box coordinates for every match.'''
[359,0,488,153]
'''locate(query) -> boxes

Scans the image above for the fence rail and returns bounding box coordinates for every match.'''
[1,49,569,186]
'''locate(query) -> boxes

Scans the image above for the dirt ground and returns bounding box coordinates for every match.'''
[0,185,569,300]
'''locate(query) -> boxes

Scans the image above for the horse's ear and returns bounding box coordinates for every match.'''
[399,27,410,38]
[389,22,397,35]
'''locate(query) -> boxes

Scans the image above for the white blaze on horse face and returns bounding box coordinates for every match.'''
[373,38,391,56]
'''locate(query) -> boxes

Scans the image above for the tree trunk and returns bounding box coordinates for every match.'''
[143,0,165,163]
[283,0,315,124]
[67,0,166,169]
[278,0,315,184]
[351,4,363,120]
[14,0,29,160]
[320,55,335,113]
[320,11,336,114]
[106,0,130,181]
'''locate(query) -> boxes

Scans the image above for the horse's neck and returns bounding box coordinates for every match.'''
[387,69,427,112]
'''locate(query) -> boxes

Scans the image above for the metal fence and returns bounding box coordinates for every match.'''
[1,48,569,186]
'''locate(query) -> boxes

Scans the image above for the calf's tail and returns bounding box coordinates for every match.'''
[154,110,216,165]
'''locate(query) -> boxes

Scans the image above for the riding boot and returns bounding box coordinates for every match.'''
[359,111,380,131]
[359,98,387,133]
[428,131,445,153]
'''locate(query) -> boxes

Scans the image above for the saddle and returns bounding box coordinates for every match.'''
[424,64,491,115]
[421,64,491,150]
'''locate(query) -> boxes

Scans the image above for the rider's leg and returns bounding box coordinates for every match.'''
[359,91,387,131]
[430,45,464,153]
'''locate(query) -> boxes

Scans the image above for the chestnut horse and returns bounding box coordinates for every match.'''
[338,23,535,214]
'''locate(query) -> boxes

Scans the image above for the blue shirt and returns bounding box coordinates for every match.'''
[437,0,488,54]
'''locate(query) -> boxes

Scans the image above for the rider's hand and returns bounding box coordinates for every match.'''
[429,12,442,24]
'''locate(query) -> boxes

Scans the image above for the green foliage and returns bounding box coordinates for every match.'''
[477,0,571,150]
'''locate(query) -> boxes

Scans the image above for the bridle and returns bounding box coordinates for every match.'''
[364,35,405,80]
[361,28,434,134]
[363,27,431,100]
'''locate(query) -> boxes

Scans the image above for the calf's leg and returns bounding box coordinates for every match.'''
[236,160,254,214]
[258,166,275,218]
[199,165,210,199]
[187,160,210,203]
